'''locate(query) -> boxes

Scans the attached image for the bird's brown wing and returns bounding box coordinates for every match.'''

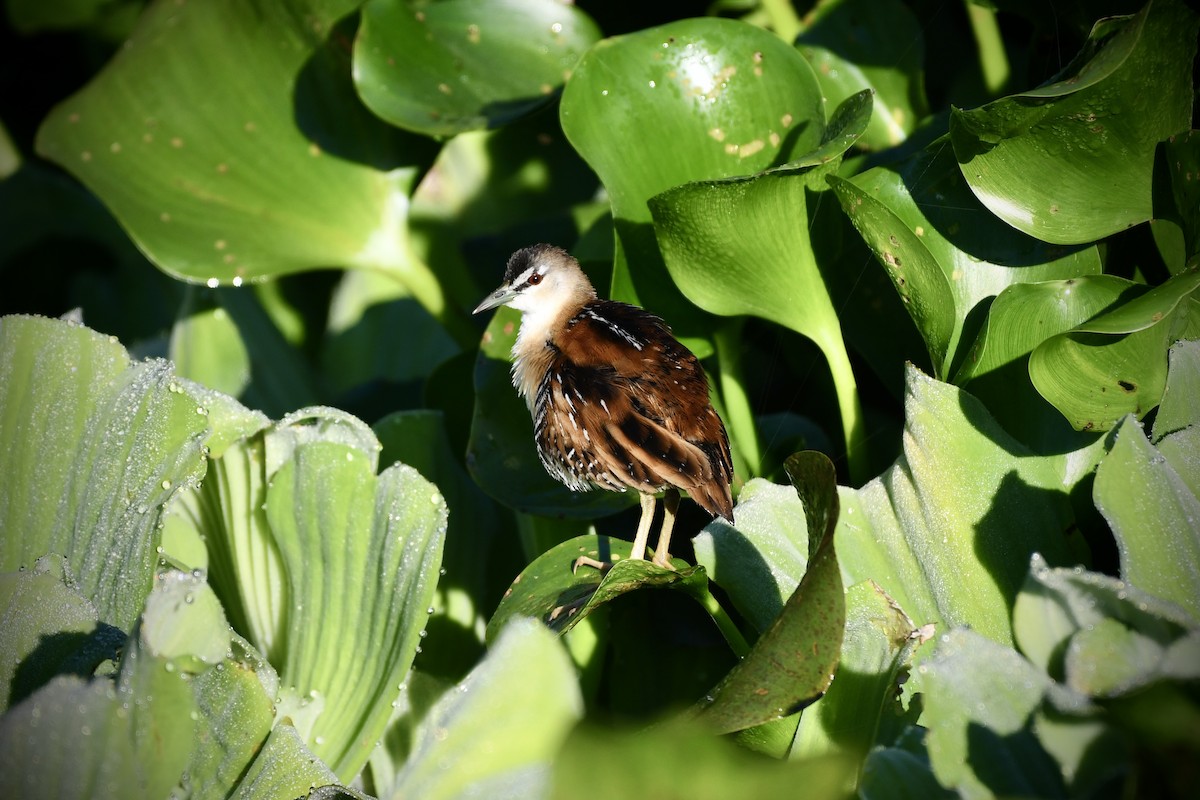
[547,301,734,520]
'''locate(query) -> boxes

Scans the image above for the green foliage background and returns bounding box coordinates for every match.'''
[1,0,1198,798]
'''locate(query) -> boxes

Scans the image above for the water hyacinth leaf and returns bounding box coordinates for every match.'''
[1093,415,1200,620]
[486,535,711,642]
[354,0,600,137]
[795,0,928,151]
[696,452,845,735]
[1151,130,1200,274]
[835,365,1074,657]
[35,0,443,300]
[1154,339,1200,443]
[560,17,825,329]
[649,100,871,474]
[0,315,208,632]
[468,305,631,518]
[919,629,1062,799]
[265,442,446,781]
[833,139,1102,380]
[386,619,583,800]
[0,555,104,711]
[790,580,921,774]
[1029,267,1200,432]
[949,0,1198,244]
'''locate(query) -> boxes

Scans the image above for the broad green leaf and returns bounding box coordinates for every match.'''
[552,718,854,800]
[182,635,278,800]
[859,744,954,800]
[6,0,140,34]
[949,0,1198,244]
[354,0,600,137]
[34,0,459,340]
[1029,267,1200,431]
[0,571,228,800]
[790,581,921,776]
[1154,339,1200,442]
[696,452,845,734]
[833,138,1102,379]
[795,0,928,150]
[649,96,872,476]
[1151,130,1200,273]
[486,535,711,641]
[693,479,809,632]
[956,275,1138,447]
[1093,415,1200,620]
[384,619,583,800]
[229,724,363,800]
[1013,553,1197,693]
[0,314,208,631]
[919,629,1063,800]
[266,442,446,781]
[171,289,253,399]
[560,17,825,331]
[835,365,1075,655]
[0,555,105,711]
[467,306,631,518]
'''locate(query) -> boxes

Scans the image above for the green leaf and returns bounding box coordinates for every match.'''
[649,100,871,475]
[229,724,362,800]
[385,618,583,800]
[1029,267,1200,431]
[467,306,631,518]
[695,452,845,734]
[560,17,825,328]
[0,555,106,711]
[0,314,209,631]
[949,0,1199,244]
[265,442,447,781]
[833,138,1102,380]
[836,365,1075,653]
[552,718,855,800]
[790,581,921,773]
[1152,130,1200,273]
[0,571,232,800]
[693,479,809,632]
[920,629,1063,799]
[34,0,463,344]
[486,535,710,641]
[1093,415,1200,620]
[1013,553,1197,693]
[354,0,600,137]
[795,0,929,150]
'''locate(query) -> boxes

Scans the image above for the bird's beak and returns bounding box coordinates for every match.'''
[473,286,516,315]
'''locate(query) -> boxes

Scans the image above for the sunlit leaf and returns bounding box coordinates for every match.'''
[1028,266,1200,431]
[354,0,600,137]
[560,17,825,334]
[949,0,1198,244]
[0,314,208,631]
[795,0,928,150]
[385,619,582,800]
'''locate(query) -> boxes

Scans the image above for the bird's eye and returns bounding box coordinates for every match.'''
[528,272,543,285]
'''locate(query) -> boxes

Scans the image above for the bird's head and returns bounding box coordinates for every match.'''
[473,244,597,319]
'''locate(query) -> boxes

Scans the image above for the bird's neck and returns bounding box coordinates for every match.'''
[510,293,591,409]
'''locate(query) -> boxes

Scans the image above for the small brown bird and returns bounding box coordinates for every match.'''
[474,244,734,568]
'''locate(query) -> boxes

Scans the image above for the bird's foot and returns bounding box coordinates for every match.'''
[572,555,613,574]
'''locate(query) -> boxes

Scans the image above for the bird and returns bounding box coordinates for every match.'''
[473,243,734,569]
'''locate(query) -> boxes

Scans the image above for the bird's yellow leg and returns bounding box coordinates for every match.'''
[652,489,681,569]
[628,493,658,561]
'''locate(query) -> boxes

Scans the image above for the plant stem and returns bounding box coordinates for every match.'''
[966,1,1010,95]
[696,587,751,658]
[713,318,762,479]
[816,325,868,486]
[762,0,803,43]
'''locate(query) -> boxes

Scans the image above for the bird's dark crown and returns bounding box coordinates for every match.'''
[502,243,570,285]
